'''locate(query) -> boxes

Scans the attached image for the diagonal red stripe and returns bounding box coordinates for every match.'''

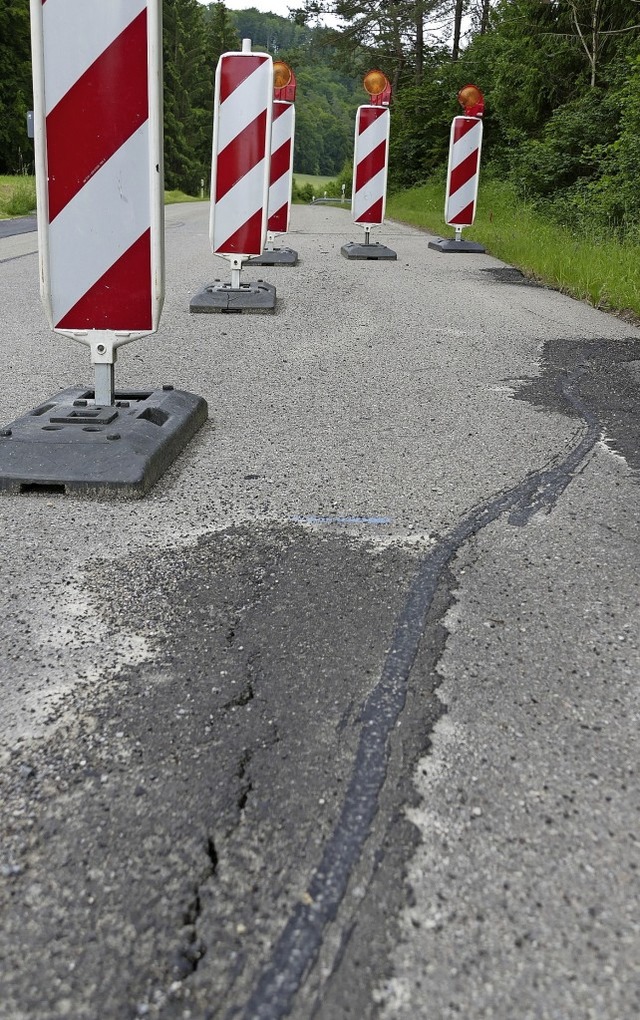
[449,149,479,197]
[216,110,267,201]
[448,200,476,226]
[356,197,384,224]
[219,55,269,103]
[270,140,291,186]
[272,102,290,123]
[453,116,479,141]
[355,140,387,193]
[268,202,288,233]
[46,11,148,222]
[214,207,264,256]
[56,229,152,330]
[358,107,385,134]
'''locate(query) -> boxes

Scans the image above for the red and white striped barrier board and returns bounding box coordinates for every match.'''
[444,115,483,228]
[267,100,295,235]
[352,105,390,226]
[210,49,273,258]
[30,0,164,336]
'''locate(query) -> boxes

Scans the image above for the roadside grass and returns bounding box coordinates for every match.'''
[293,173,335,190]
[164,189,203,204]
[387,178,640,321]
[0,177,202,216]
[0,174,36,217]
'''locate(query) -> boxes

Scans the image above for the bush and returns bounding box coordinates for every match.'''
[511,93,619,202]
[292,179,316,203]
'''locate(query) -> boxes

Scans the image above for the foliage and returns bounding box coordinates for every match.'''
[0,0,33,175]
[292,179,317,202]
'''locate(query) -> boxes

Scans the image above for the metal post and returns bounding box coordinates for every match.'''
[230,256,242,290]
[364,226,371,246]
[94,363,115,406]
[455,226,463,244]
[265,230,275,252]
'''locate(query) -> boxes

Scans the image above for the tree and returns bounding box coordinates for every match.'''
[0,0,33,174]
[561,0,640,86]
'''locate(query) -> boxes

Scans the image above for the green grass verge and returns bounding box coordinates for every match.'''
[0,178,203,218]
[0,174,36,217]
[164,189,203,204]
[387,178,640,322]
[293,173,335,189]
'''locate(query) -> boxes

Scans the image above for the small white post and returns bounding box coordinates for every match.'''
[230,257,242,290]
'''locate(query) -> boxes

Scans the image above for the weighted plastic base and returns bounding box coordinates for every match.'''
[0,385,208,498]
[246,247,298,266]
[190,280,277,313]
[341,241,397,261]
[428,237,486,253]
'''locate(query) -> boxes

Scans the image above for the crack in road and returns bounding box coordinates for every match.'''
[174,839,219,981]
[237,356,608,1020]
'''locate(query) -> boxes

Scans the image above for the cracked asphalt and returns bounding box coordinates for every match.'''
[1,204,639,1020]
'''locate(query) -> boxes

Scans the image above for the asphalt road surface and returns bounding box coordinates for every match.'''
[1,203,639,1020]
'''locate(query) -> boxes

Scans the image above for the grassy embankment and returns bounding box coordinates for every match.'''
[386,179,640,323]
[3,173,639,321]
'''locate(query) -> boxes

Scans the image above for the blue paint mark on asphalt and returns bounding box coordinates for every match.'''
[290,515,392,525]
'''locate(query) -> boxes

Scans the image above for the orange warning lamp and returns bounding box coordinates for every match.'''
[457,84,484,117]
[273,61,296,102]
[363,69,391,106]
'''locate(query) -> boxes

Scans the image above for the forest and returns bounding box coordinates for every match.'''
[1,0,639,240]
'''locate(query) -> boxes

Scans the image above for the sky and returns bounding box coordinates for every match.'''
[199,0,302,16]
[197,0,341,30]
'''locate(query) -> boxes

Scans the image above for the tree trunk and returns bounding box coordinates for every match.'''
[452,0,464,59]
[415,0,424,84]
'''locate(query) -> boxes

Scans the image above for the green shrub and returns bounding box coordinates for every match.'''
[292,179,316,203]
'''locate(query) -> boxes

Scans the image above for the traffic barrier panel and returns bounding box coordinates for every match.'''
[210,45,272,259]
[248,61,298,268]
[268,101,295,233]
[192,40,276,311]
[445,116,483,228]
[341,70,396,261]
[30,0,165,398]
[352,106,390,227]
[429,84,486,253]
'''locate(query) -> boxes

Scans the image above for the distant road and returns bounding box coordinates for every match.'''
[0,214,36,238]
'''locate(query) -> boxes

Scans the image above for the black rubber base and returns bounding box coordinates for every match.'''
[190,280,277,313]
[0,385,208,498]
[428,237,486,253]
[246,247,298,266]
[341,241,397,261]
